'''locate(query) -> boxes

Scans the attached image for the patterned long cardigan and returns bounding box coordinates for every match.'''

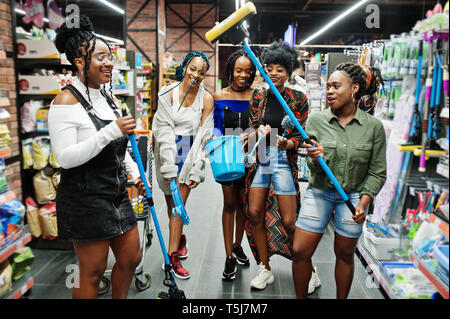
[242,87,309,261]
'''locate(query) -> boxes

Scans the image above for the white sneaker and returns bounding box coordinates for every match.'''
[250,263,274,290]
[308,266,321,294]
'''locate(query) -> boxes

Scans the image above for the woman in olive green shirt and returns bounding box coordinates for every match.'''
[292,63,386,299]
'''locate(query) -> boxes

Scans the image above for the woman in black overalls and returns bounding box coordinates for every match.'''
[48,16,144,299]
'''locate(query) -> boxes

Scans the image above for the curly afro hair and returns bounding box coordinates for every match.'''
[261,41,300,75]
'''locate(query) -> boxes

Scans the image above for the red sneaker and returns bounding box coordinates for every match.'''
[169,252,190,279]
[178,234,188,259]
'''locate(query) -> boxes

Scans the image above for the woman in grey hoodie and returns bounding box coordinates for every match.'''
[152,51,214,279]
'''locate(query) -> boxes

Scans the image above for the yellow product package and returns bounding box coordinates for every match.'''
[32,136,51,170]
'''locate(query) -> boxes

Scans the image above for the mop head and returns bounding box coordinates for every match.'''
[170,179,190,225]
[242,128,266,167]
[281,115,296,135]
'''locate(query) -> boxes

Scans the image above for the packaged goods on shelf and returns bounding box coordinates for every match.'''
[0,125,12,150]
[10,247,34,281]
[16,39,58,59]
[380,262,438,298]
[38,202,57,239]
[362,220,404,260]
[32,168,58,205]
[31,136,51,170]
[25,197,41,238]
[0,260,12,298]
[0,199,25,247]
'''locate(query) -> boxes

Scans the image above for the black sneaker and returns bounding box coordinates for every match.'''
[222,257,237,281]
[232,245,250,266]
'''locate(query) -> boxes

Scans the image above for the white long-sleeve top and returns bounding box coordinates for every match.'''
[48,77,140,181]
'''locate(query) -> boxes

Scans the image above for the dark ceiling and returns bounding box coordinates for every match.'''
[218,0,440,45]
[14,0,441,46]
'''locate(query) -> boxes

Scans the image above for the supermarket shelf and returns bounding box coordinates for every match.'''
[436,163,448,179]
[440,107,449,119]
[0,147,11,158]
[0,190,16,206]
[0,97,10,107]
[429,211,449,236]
[4,271,34,299]
[115,65,131,71]
[0,226,32,263]
[0,51,6,59]
[356,242,398,299]
[16,58,70,69]
[410,252,449,299]
[113,89,134,96]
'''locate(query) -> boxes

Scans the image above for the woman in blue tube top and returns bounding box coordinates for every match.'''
[212,49,256,281]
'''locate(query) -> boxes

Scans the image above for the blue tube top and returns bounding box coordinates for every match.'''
[213,100,250,136]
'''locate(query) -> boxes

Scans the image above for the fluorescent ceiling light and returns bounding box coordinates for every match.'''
[97,0,124,15]
[300,0,369,45]
[15,8,124,45]
[94,33,124,45]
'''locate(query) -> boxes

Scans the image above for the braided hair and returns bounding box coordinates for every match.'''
[261,41,300,75]
[175,50,210,82]
[54,15,113,105]
[335,62,384,111]
[224,49,256,89]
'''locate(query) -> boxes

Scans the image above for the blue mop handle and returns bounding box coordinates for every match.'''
[128,133,172,267]
[243,43,356,215]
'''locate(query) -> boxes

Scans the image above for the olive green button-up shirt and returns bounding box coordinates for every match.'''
[305,107,387,200]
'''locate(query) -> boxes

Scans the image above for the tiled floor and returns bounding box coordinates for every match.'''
[27,164,385,299]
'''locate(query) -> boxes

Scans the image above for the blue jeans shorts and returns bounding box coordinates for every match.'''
[250,146,296,196]
[175,135,194,175]
[295,185,365,238]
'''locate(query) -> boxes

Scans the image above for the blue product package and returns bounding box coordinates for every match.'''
[0,199,25,219]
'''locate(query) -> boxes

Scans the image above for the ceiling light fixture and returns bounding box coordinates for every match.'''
[97,0,124,15]
[14,8,124,45]
[300,0,369,45]
[94,33,124,45]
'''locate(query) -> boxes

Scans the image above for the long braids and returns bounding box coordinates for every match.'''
[335,62,384,111]
[82,35,96,105]
[159,50,210,104]
[55,15,99,105]
[224,48,256,89]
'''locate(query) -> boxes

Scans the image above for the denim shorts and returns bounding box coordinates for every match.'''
[250,146,296,196]
[175,135,194,175]
[295,185,365,238]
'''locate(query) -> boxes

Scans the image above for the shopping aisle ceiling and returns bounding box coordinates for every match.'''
[36,0,440,45]
[218,0,440,44]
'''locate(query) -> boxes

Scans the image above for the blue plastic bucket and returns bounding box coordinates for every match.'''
[205,135,245,182]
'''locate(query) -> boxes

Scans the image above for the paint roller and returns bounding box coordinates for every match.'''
[205,2,256,44]
[205,2,359,215]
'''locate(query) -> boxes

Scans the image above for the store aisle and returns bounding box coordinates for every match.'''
[27,163,385,299]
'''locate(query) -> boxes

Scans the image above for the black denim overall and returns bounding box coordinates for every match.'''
[55,85,136,241]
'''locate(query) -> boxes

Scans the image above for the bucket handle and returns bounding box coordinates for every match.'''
[207,135,233,156]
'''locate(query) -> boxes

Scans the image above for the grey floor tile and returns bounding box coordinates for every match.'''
[28,283,72,299]
[26,163,386,300]
[29,249,61,277]
[33,251,77,286]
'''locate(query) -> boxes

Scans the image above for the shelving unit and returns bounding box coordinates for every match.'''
[410,251,449,299]
[3,271,33,299]
[356,242,399,299]
[0,225,32,264]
